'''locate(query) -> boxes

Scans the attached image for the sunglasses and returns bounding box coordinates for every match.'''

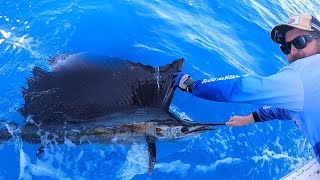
[280,35,318,55]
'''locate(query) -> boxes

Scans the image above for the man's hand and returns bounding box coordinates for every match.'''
[171,72,194,92]
[226,114,255,127]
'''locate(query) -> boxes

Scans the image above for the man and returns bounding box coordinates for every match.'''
[171,14,320,162]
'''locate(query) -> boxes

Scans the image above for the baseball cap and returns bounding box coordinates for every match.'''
[270,14,320,44]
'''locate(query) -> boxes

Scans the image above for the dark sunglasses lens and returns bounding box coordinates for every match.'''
[280,44,290,54]
[280,36,310,54]
[293,37,307,49]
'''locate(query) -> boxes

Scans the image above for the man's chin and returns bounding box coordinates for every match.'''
[289,54,306,63]
[289,59,298,63]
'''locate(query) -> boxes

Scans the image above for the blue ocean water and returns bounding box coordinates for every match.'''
[0,0,319,179]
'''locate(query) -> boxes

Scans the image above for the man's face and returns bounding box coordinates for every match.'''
[285,28,320,63]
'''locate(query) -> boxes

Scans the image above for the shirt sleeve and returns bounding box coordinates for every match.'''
[191,66,304,111]
[253,106,292,122]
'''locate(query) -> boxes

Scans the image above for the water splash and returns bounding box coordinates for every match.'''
[117,143,148,180]
[169,104,192,120]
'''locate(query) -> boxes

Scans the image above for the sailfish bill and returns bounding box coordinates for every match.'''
[0,53,223,173]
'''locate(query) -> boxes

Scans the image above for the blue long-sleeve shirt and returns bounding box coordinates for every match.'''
[252,106,302,130]
[253,106,292,122]
[191,54,320,162]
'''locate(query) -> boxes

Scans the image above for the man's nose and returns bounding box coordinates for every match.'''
[290,44,299,54]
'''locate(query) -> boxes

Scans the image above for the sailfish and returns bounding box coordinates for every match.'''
[0,53,223,173]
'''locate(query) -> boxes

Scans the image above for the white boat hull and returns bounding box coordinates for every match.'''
[281,158,320,180]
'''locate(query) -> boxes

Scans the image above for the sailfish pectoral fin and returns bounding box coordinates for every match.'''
[146,136,156,174]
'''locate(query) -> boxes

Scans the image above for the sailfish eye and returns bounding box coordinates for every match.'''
[181,127,188,133]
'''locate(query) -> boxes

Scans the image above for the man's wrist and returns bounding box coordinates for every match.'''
[252,112,261,122]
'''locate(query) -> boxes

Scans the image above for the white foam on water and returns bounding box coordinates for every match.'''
[251,148,305,170]
[18,131,76,178]
[18,34,28,43]
[155,160,190,176]
[63,138,76,147]
[1,121,34,179]
[64,131,76,147]
[19,147,31,180]
[117,143,148,180]
[169,104,191,120]
[0,14,46,59]
[195,157,242,173]
[0,31,41,58]
[0,30,11,38]
[28,160,70,180]
[274,137,284,152]
[212,133,231,151]
[12,117,69,179]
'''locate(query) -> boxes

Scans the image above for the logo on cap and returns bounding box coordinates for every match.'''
[287,15,300,25]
